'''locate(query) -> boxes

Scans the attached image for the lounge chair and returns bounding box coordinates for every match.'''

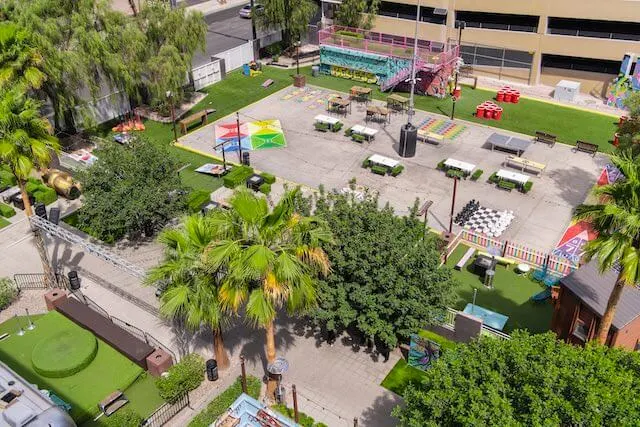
[531,288,551,302]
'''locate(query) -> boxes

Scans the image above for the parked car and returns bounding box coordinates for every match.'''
[239,3,263,18]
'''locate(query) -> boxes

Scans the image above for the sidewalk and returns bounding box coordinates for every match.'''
[183,0,247,16]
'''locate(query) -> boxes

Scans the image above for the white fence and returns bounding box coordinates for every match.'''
[191,59,223,90]
[214,41,255,74]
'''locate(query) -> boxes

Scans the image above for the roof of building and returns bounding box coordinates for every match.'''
[560,260,640,329]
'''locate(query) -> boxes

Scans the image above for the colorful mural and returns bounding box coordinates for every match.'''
[214,120,286,153]
[606,54,639,109]
[407,335,441,371]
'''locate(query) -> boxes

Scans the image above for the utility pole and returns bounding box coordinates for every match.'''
[448,177,458,234]
[292,385,299,422]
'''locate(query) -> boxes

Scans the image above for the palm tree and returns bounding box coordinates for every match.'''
[0,90,59,217]
[146,214,230,369]
[0,22,46,91]
[208,188,332,397]
[573,150,640,344]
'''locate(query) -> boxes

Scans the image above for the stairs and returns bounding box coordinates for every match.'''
[380,67,412,92]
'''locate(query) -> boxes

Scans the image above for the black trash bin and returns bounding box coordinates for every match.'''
[206,359,218,381]
[242,151,250,166]
[34,202,47,219]
[68,271,81,291]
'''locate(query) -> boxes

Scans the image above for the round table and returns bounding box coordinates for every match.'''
[517,263,531,274]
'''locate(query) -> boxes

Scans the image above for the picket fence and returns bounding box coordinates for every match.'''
[459,229,576,276]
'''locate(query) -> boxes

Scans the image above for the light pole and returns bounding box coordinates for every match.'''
[450,20,465,120]
[166,90,178,143]
[236,112,243,164]
[448,177,458,234]
[398,0,421,158]
[295,40,301,76]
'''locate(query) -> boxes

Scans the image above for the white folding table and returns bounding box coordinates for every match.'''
[351,125,378,140]
[445,158,476,173]
[368,154,400,169]
[497,169,529,184]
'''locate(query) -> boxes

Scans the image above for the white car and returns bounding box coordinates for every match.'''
[239,4,263,19]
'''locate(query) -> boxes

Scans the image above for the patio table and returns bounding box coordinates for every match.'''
[387,94,409,111]
[328,97,351,115]
[368,154,400,169]
[497,169,529,185]
[444,158,476,174]
[350,86,372,103]
[487,132,531,156]
[351,125,378,140]
[365,105,390,123]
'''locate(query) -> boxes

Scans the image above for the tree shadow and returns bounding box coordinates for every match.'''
[359,392,403,427]
[546,165,601,207]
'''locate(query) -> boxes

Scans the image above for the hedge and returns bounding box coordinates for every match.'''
[336,30,364,39]
[0,170,16,187]
[371,165,387,175]
[362,159,370,168]
[488,172,500,184]
[470,169,483,181]
[187,190,211,213]
[352,133,365,143]
[156,354,205,403]
[522,181,533,193]
[188,376,261,427]
[34,187,57,205]
[259,183,271,195]
[0,203,15,218]
[260,172,276,184]
[436,160,446,171]
[391,165,404,177]
[0,277,18,311]
[223,166,254,189]
[102,408,143,427]
[272,404,328,427]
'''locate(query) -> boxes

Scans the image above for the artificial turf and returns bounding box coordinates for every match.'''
[0,216,9,229]
[446,243,553,334]
[0,311,144,423]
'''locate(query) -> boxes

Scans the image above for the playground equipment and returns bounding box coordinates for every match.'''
[242,61,262,77]
[496,86,520,103]
[318,26,459,97]
[42,169,81,200]
[607,53,640,109]
[476,101,503,120]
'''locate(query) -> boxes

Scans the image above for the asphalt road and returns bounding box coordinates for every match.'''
[193,4,256,67]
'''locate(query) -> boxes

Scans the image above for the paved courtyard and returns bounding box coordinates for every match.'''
[180,85,608,251]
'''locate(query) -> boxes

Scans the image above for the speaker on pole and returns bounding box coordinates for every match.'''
[398,124,417,158]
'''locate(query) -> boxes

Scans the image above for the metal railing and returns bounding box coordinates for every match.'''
[547,28,640,42]
[142,393,189,427]
[13,274,50,290]
[481,325,511,340]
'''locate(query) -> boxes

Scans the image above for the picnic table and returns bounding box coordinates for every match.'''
[504,155,546,175]
[486,132,531,156]
[368,154,400,169]
[387,94,409,112]
[179,109,215,134]
[444,158,476,174]
[463,303,509,331]
[365,105,390,123]
[351,124,378,141]
[328,97,351,115]
[350,86,372,103]
[497,169,529,185]
[314,114,341,128]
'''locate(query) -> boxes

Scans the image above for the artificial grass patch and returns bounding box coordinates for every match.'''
[0,216,9,229]
[31,328,97,378]
[188,376,261,427]
[446,244,553,333]
[381,358,427,396]
[0,311,143,423]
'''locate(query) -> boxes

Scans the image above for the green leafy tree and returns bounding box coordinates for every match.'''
[0,22,46,91]
[335,0,380,30]
[147,214,230,369]
[394,331,640,426]
[77,138,186,242]
[257,0,317,48]
[618,91,640,157]
[573,150,640,344]
[310,192,456,351]
[209,188,332,397]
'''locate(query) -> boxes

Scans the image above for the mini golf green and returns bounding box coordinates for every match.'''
[32,328,97,378]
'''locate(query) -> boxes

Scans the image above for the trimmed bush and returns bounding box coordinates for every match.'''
[102,409,143,427]
[446,169,465,179]
[362,159,371,168]
[25,178,43,194]
[260,172,276,184]
[34,187,57,205]
[470,169,483,181]
[436,160,446,171]
[0,170,16,187]
[32,329,98,378]
[332,122,343,132]
[0,277,18,311]
[156,354,205,403]
[522,181,533,193]
[498,180,516,191]
[188,376,261,427]
[0,203,15,218]
[488,172,500,184]
[223,166,254,189]
[259,183,271,195]
[314,122,329,132]
[187,190,211,213]
[336,30,364,39]
[391,165,404,177]
[371,165,387,175]
[344,128,353,137]
[352,133,365,143]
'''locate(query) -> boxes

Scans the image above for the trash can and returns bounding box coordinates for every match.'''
[312,65,320,77]
[484,269,495,288]
[242,151,250,166]
[206,359,218,381]
[68,271,81,291]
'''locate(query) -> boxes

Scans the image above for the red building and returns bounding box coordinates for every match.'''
[552,260,640,350]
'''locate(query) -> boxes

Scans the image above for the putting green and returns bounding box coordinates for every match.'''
[32,328,97,378]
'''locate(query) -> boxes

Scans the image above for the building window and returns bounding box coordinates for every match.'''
[548,17,640,42]
[419,7,447,25]
[572,320,588,341]
[378,1,417,21]
[461,44,533,69]
[541,54,620,75]
[455,11,538,33]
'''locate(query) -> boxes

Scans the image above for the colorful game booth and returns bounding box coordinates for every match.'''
[318,26,460,97]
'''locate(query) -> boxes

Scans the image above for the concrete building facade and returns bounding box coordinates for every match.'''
[322,0,640,96]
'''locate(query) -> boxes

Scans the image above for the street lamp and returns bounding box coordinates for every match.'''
[398,0,421,158]
[450,20,466,121]
[166,90,178,143]
[236,112,243,164]
[448,176,459,234]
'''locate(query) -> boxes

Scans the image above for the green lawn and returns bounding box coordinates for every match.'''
[446,244,553,334]
[0,312,154,424]
[0,216,9,229]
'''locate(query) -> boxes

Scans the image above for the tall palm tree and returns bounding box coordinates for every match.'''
[146,214,230,369]
[208,188,332,397]
[574,150,640,344]
[0,22,46,91]
[0,90,59,217]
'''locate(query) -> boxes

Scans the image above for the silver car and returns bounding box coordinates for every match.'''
[239,4,263,19]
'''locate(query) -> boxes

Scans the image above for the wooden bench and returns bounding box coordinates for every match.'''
[504,155,546,175]
[261,79,274,88]
[573,140,598,156]
[179,109,215,135]
[455,247,475,270]
[534,131,556,147]
[99,391,128,416]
